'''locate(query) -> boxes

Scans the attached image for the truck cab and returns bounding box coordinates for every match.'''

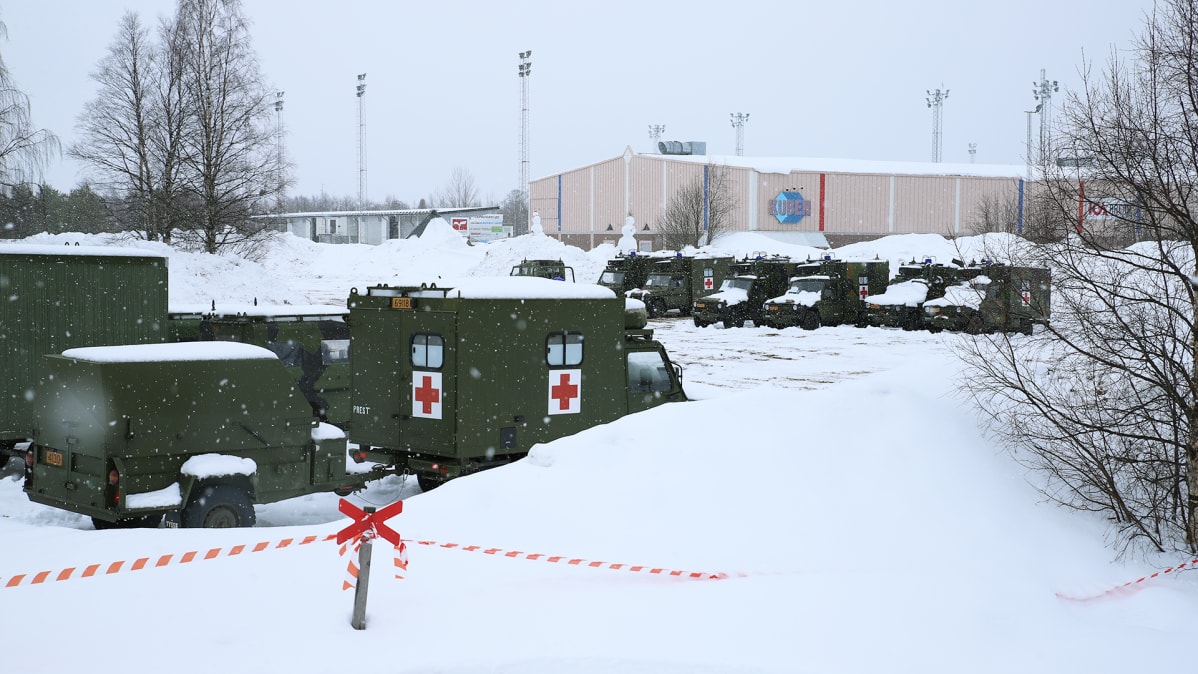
[692,255,797,328]
[762,257,888,329]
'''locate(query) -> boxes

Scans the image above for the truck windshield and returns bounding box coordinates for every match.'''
[721,277,754,291]
[600,271,624,285]
[643,274,676,288]
[627,350,674,394]
[787,278,827,294]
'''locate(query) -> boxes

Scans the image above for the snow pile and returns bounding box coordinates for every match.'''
[866,278,930,306]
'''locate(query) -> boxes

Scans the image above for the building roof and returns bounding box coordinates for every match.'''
[648,152,1027,179]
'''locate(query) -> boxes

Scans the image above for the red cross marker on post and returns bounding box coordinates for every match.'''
[337,499,403,630]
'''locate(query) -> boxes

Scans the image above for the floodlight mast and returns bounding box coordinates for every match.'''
[518,51,532,235]
[730,112,749,156]
[1032,68,1059,166]
[356,74,367,210]
[274,91,284,205]
[925,87,949,162]
[648,124,666,152]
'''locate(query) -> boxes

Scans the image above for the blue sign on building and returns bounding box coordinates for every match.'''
[769,191,811,224]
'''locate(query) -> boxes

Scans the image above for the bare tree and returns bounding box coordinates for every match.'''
[500,188,527,235]
[70,12,159,239]
[0,18,59,188]
[174,0,279,254]
[658,163,737,250]
[430,167,481,207]
[959,0,1198,554]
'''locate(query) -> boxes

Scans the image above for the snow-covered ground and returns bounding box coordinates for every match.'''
[2,225,1196,673]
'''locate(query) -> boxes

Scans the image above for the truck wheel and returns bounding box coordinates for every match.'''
[647,299,666,319]
[182,484,256,528]
[726,316,745,328]
[416,475,442,493]
[799,310,821,331]
[692,317,706,328]
[965,315,985,335]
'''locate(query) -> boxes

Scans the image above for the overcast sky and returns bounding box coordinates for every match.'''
[2,0,1153,206]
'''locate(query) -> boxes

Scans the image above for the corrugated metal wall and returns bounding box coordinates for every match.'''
[531,150,1027,248]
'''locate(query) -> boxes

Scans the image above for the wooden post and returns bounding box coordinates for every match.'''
[350,508,375,630]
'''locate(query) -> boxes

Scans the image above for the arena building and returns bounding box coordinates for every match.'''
[529,145,1037,250]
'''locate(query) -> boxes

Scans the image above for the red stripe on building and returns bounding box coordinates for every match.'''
[819,173,827,232]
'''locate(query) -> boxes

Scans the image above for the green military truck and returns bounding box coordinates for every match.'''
[1,246,169,469]
[346,277,688,490]
[597,252,659,295]
[23,342,369,529]
[761,256,889,330]
[627,254,735,318]
[923,264,1051,335]
[200,304,352,426]
[864,258,981,331]
[510,258,575,282]
[692,255,799,328]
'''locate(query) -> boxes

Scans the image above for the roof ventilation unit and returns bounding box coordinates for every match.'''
[658,141,707,155]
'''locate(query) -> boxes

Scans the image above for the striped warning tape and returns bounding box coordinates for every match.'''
[1056,556,1198,601]
[2,534,336,589]
[337,534,409,590]
[412,540,734,580]
[2,533,734,590]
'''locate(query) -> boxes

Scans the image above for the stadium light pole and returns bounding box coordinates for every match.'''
[518,51,532,235]
[730,113,749,156]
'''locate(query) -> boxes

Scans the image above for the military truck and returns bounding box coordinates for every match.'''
[200,304,352,426]
[346,277,688,490]
[510,258,575,282]
[1,246,169,466]
[864,258,980,331]
[760,256,889,330]
[596,252,653,294]
[923,264,1051,335]
[627,254,735,318]
[692,255,799,328]
[23,342,369,529]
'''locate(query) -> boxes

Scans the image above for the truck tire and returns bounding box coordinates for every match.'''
[647,298,666,319]
[799,310,821,331]
[417,475,442,493]
[726,316,745,328]
[692,317,707,328]
[182,484,256,528]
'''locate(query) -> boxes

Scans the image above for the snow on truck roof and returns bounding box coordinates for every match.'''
[61,342,278,363]
[169,302,348,318]
[445,276,616,300]
[0,243,167,259]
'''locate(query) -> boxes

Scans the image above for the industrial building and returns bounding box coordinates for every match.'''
[529,145,1034,250]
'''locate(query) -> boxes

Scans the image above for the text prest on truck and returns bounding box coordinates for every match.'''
[346,277,688,491]
[23,342,369,529]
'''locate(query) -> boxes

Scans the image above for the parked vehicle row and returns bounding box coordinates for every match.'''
[5,246,689,529]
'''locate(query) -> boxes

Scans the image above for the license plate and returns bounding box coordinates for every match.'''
[694,303,706,311]
[44,449,63,467]
[768,305,779,311]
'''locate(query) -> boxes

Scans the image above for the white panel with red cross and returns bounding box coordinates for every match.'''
[547,369,582,415]
[412,371,443,419]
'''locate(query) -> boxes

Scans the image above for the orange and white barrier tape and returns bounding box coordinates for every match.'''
[2,533,336,589]
[1056,555,1198,601]
[337,534,408,590]
[3,532,732,590]
[411,540,733,580]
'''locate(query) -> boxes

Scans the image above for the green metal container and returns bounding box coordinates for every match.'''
[0,246,169,454]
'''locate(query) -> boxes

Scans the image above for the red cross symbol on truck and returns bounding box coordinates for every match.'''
[414,374,440,414]
[1021,291,1031,306]
[859,285,869,299]
[550,371,579,411]
[703,277,714,290]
